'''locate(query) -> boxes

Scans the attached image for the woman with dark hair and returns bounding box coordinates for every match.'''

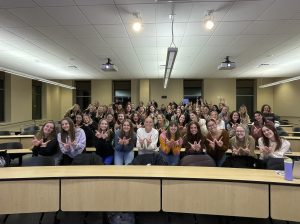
[261,104,276,123]
[251,111,273,145]
[178,114,187,137]
[106,113,115,130]
[32,120,59,161]
[114,111,125,131]
[159,121,183,165]
[131,112,143,132]
[95,118,114,165]
[183,121,206,155]
[205,119,229,166]
[57,117,86,165]
[226,111,242,138]
[114,119,136,165]
[258,123,290,160]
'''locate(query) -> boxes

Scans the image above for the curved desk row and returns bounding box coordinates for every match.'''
[0,166,299,222]
[0,135,34,148]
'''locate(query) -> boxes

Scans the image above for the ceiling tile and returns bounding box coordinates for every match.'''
[156,22,187,37]
[131,37,156,47]
[75,0,114,5]
[79,5,122,24]
[223,0,274,21]
[43,6,89,25]
[95,24,128,37]
[214,21,251,36]
[103,37,132,47]
[34,0,75,6]
[117,3,156,24]
[8,7,58,26]
[125,23,156,37]
[65,25,99,38]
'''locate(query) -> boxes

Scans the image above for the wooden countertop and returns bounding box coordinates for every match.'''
[0,135,34,139]
[0,165,299,185]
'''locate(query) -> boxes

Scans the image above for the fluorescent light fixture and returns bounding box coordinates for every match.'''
[0,67,76,90]
[163,47,178,89]
[259,76,300,88]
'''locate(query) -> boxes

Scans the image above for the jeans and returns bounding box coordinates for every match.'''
[114,150,134,165]
[217,154,227,167]
[160,152,180,166]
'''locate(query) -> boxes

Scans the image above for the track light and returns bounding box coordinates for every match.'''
[132,12,142,32]
[204,10,214,30]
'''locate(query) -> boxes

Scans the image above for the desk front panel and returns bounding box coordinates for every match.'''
[162,180,269,218]
[61,178,161,212]
[0,179,59,214]
[271,185,300,222]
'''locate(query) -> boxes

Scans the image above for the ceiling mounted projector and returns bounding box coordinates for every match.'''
[101,58,118,72]
[218,56,236,70]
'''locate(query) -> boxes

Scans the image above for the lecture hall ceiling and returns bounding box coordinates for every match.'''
[1,0,300,80]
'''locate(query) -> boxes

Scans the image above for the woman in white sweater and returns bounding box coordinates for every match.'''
[136,117,159,155]
[258,123,290,160]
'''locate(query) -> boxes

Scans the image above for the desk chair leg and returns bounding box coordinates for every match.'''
[18,156,22,166]
[193,214,198,224]
[39,213,44,224]
[54,211,60,224]
[268,217,273,224]
[2,214,9,224]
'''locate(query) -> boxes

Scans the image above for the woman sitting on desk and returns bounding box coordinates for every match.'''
[205,119,229,166]
[160,121,183,165]
[114,119,136,165]
[258,123,290,160]
[32,120,59,163]
[136,117,159,155]
[95,118,114,165]
[57,117,86,165]
[183,121,206,155]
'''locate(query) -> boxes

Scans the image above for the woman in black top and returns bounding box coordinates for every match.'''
[95,118,114,165]
[82,114,98,147]
[32,120,59,163]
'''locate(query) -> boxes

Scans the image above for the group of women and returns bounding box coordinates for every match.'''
[31,101,290,166]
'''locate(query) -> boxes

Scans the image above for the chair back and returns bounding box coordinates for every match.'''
[0,142,23,149]
[266,158,284,170]
[0,131,11,136]
[22,156,55,166]
[72,153,103,165]
[180,154,216,167]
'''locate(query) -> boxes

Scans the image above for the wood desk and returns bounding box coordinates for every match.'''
[0,135,34,148]
[287,131,300,136]
[280,125,293,133]
[0,149,32,154]
[0,166,299,221]
[282,136,300,152]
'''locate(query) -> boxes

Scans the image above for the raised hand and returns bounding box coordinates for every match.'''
[207,139,215,149]
[253,126,261,134]
[232,146,239,155]
[146,135,152,144]
[194,140,202,151]
[123,138,131,145]
[40,140,51,148]
[95,130,102,139]
[216,136,223,147]
[118,137,124,145]
[32,136,42,146]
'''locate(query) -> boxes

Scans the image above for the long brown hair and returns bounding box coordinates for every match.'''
[185,121,203,142]
[60,117,76,143]
[98,118,113,140]
[36,120,56,141]
[166,121,181,141]
[120,119,135,144]
[262,123,282,151]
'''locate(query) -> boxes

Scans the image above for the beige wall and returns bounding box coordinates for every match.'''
[203,78,236,111]
[256,78,274,111]
[150,79,183,105]
[6,75,32,123]
[131,80,139,106]
[91,80,112,105]
[273,79,300,124]
[139,79,150,105]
